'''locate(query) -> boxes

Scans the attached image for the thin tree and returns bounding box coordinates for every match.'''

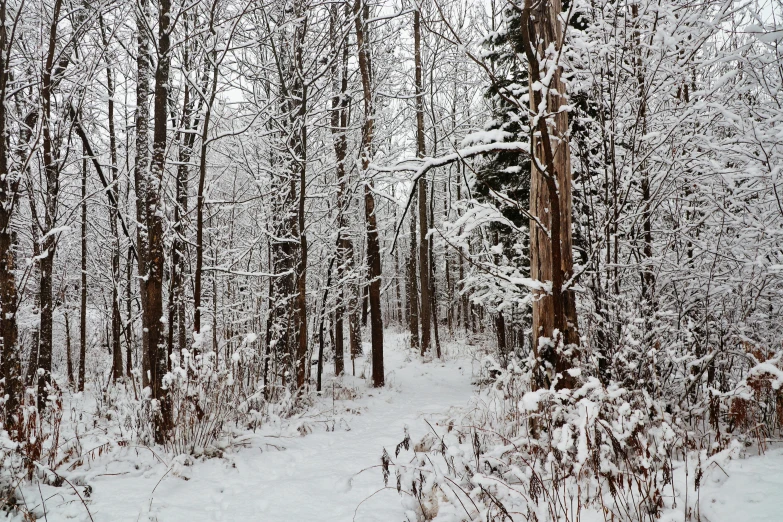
[148,0,173,441]
[0,0,23,431]
[353,0,384,386]
[37,0,65,409]
[414,7,432,357]
[99,16,123,382]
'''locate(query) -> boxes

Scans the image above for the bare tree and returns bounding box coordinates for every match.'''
[414,7,432,357]
[148,0,173,441]
[353,0,383,386]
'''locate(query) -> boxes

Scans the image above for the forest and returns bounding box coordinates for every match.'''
[0,0,781,519]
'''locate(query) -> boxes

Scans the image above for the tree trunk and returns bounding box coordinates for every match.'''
[24,176,40,388]
[37,0,65,409]
[0,1,22,427]
[135,0,152,388]
[429,178,441,358]
[408,207,420,349]
[414,9,431,357]
[172,10,200,362]
[194,10,222,353]
[100,18,123,382]
[79,152,88,392]
[148,0,173,442]
[293,7,309,389]
[354,0,384,387]
[329,4,353,376]
[65,310,74,386]
[521,0,579,389]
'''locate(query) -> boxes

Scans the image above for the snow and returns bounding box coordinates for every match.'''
[699,447,783,522]
[21,331,478,522]
[15,332,783,522]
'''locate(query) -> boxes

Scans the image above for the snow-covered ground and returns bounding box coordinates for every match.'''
[699,446,783,522]
[15,331,783,522]
[21,331,479,521]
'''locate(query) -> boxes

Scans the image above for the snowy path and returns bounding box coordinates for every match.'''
[61,332,477,522]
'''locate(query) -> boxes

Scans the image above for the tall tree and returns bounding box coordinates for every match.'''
[414,8,431,357]
[135,0,152,388]
[520,0,579,389]
[0,0,23,431]
[79,146,88,392]
[354,0,384,386]
[148,0,173,441]
[100,16,123,382]
[37,0,65,409]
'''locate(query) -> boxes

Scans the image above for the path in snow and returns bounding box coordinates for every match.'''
[67,331,477,522]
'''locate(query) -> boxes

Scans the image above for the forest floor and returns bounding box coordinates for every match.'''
[13,331,783,521]
[20,331,480,521]
[697,445,783,522]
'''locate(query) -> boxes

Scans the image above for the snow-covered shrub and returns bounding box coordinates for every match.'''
[386,362,724,522]
[163,347,259,456]
[0,381,72,517]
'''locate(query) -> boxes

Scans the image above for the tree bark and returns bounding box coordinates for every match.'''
[414,9,431,357]
[37,0,65,409]
[100,17,123,382]
[65,309,74,387]
[194,8,221,352]
[521,0,579,389]
[293,6,309,389]
[135,0,152,388]
[148,0,173,442]
[0,1,22,429]
[408,205,420,349]
[329,4,353,376]
[354,0,384,386]
[79,151,87,392]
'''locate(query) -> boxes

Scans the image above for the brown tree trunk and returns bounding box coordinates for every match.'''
[0,1,22,428]
[354,0,384,386]
[521,0,579,389]
[37,0,65,409]
[329,4,353,376]
[148,0,173,442]
[101,18,123,382]
[135,0,152,388]
[414,9,431,357]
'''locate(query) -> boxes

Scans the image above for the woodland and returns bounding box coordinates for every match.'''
[0,0,781,519]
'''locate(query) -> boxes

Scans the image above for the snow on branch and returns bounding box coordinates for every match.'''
[375,140,532,252]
